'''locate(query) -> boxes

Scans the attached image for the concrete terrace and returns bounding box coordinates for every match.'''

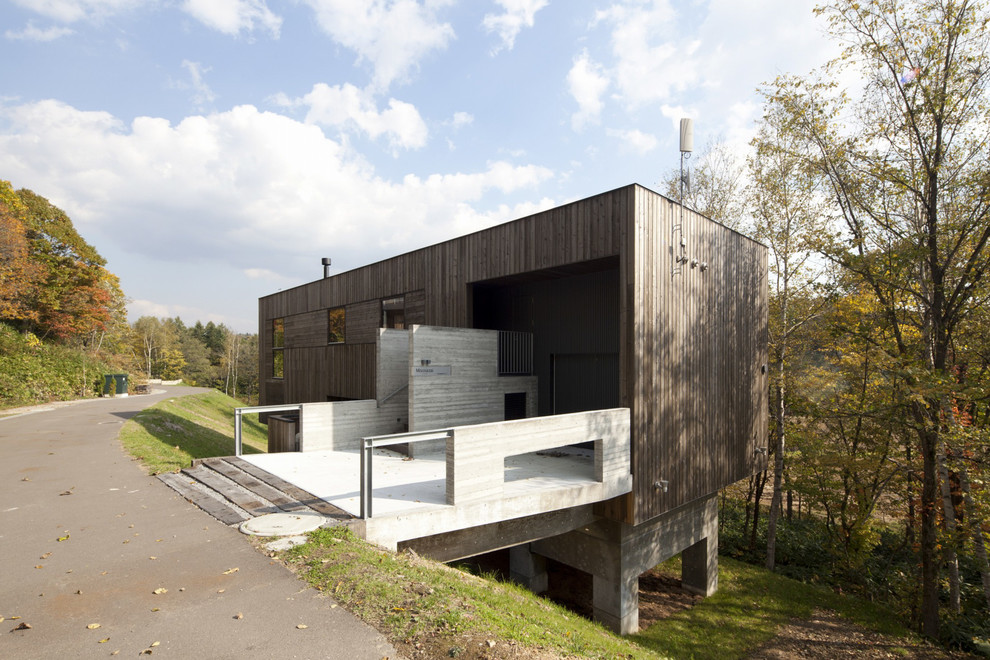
[164,407,633,556]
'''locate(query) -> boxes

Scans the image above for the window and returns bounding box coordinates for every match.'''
[272,318,284,378]
[381,296,405,329]
[328,307,345,344]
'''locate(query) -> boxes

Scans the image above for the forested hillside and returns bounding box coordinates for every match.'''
[0,179,258,407]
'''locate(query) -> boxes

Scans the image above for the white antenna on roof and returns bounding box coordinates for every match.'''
[673,118,693,275]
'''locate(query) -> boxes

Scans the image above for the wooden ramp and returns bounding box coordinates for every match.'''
[157,456,353,527]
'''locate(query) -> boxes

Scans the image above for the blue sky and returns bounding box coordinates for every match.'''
[0,0,836,332]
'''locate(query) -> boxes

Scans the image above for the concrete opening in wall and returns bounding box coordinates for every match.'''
[504,392,526,420]
[503,444,595,484]
[471,256,620,418]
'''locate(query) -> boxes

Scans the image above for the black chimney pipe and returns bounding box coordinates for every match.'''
[322,257,332,279]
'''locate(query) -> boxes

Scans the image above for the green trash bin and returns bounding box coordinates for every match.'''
[103,374,128,397]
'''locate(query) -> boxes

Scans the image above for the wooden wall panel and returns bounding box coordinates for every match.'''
[285,310,327,348]
[626,187,768,524]
[405,289,426,325]
[346,300,381,345]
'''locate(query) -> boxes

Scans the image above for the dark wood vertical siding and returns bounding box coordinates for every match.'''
[346,300,381,345]
[258,184,767,525]
[405,289,426,325]
[285,310,327,348]
[627,186,768,524]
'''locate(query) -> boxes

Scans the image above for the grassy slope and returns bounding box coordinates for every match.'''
[121,391,925,658]
[119,390,268,473]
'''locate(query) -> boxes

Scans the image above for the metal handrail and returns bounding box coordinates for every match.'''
[378,383,408,407]
[360,428,453,519]
[234,404,302,456]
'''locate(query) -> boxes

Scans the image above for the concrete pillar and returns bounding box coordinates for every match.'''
[531,494,720,636]
[593,573,639,635]
[681,496,719,596]
[509,544,548,593]
[681,535,718,596]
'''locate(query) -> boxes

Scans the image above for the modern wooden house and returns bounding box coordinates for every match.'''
[253,183,768,633]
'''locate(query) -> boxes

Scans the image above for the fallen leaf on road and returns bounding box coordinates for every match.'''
[57,533,69,542]
[59,490,72,496]
[234,613,243,620]
[296,624,308,629]
[150,608,160,612]
[151,641,160,647]
[140,650,152,655]
[149,556,157,560]
[86,623,101,629]
[153,588,167,595]
[217,589,225,594]
[222,567,239,575]
[12,622,31,631]
[122,540,130,544]
[40,552,52,559]
[34,565,43,569]
[99,638,109,643]
[21,477,30,481]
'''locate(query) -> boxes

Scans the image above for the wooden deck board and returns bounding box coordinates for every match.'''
[224,456,352,520]
[203,458,312,514]
[182,464,277,516]
[158,472,250,526]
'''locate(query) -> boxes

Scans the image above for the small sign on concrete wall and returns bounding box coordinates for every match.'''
[413,365,452,376]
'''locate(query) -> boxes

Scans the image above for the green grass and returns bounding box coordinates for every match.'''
[631,556,911,659]
[119,390,268,473]
[284,526,659,659]
[283,527,922,660]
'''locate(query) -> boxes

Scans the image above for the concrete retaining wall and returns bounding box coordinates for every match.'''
[409,325,537,453]
[446,408,630,505]
[298,329,409,452]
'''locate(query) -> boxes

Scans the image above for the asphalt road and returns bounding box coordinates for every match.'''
[0,386,402,659]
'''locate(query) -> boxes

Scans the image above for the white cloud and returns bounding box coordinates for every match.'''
[567,49,609,131]
[128,298,229,324]
[243,267,288,281]
[4,21,74,40]
[482,0,548,54]
[10,0,141,23]
[299,0,455,90]
[575,1,840,156]
[0,99,554,283]
[181,0,281,37]
[449,111,473,128]
[178,60,217,110]
[276,83,428,151]
[606,128,658,154]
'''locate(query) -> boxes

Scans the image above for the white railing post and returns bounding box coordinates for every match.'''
[234,409,242,456]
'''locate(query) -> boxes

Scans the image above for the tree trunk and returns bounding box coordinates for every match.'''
[937,445,961,613]
[959,464,990,611]
[750,470,766,551]
[766,380,785,570]
[917,421,940,638]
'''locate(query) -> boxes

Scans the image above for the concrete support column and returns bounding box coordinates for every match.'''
[509,544,548,593]
[532,494,720,636]
[681,496,718,596]
[681,536,717,596]
[592,573,639,635]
